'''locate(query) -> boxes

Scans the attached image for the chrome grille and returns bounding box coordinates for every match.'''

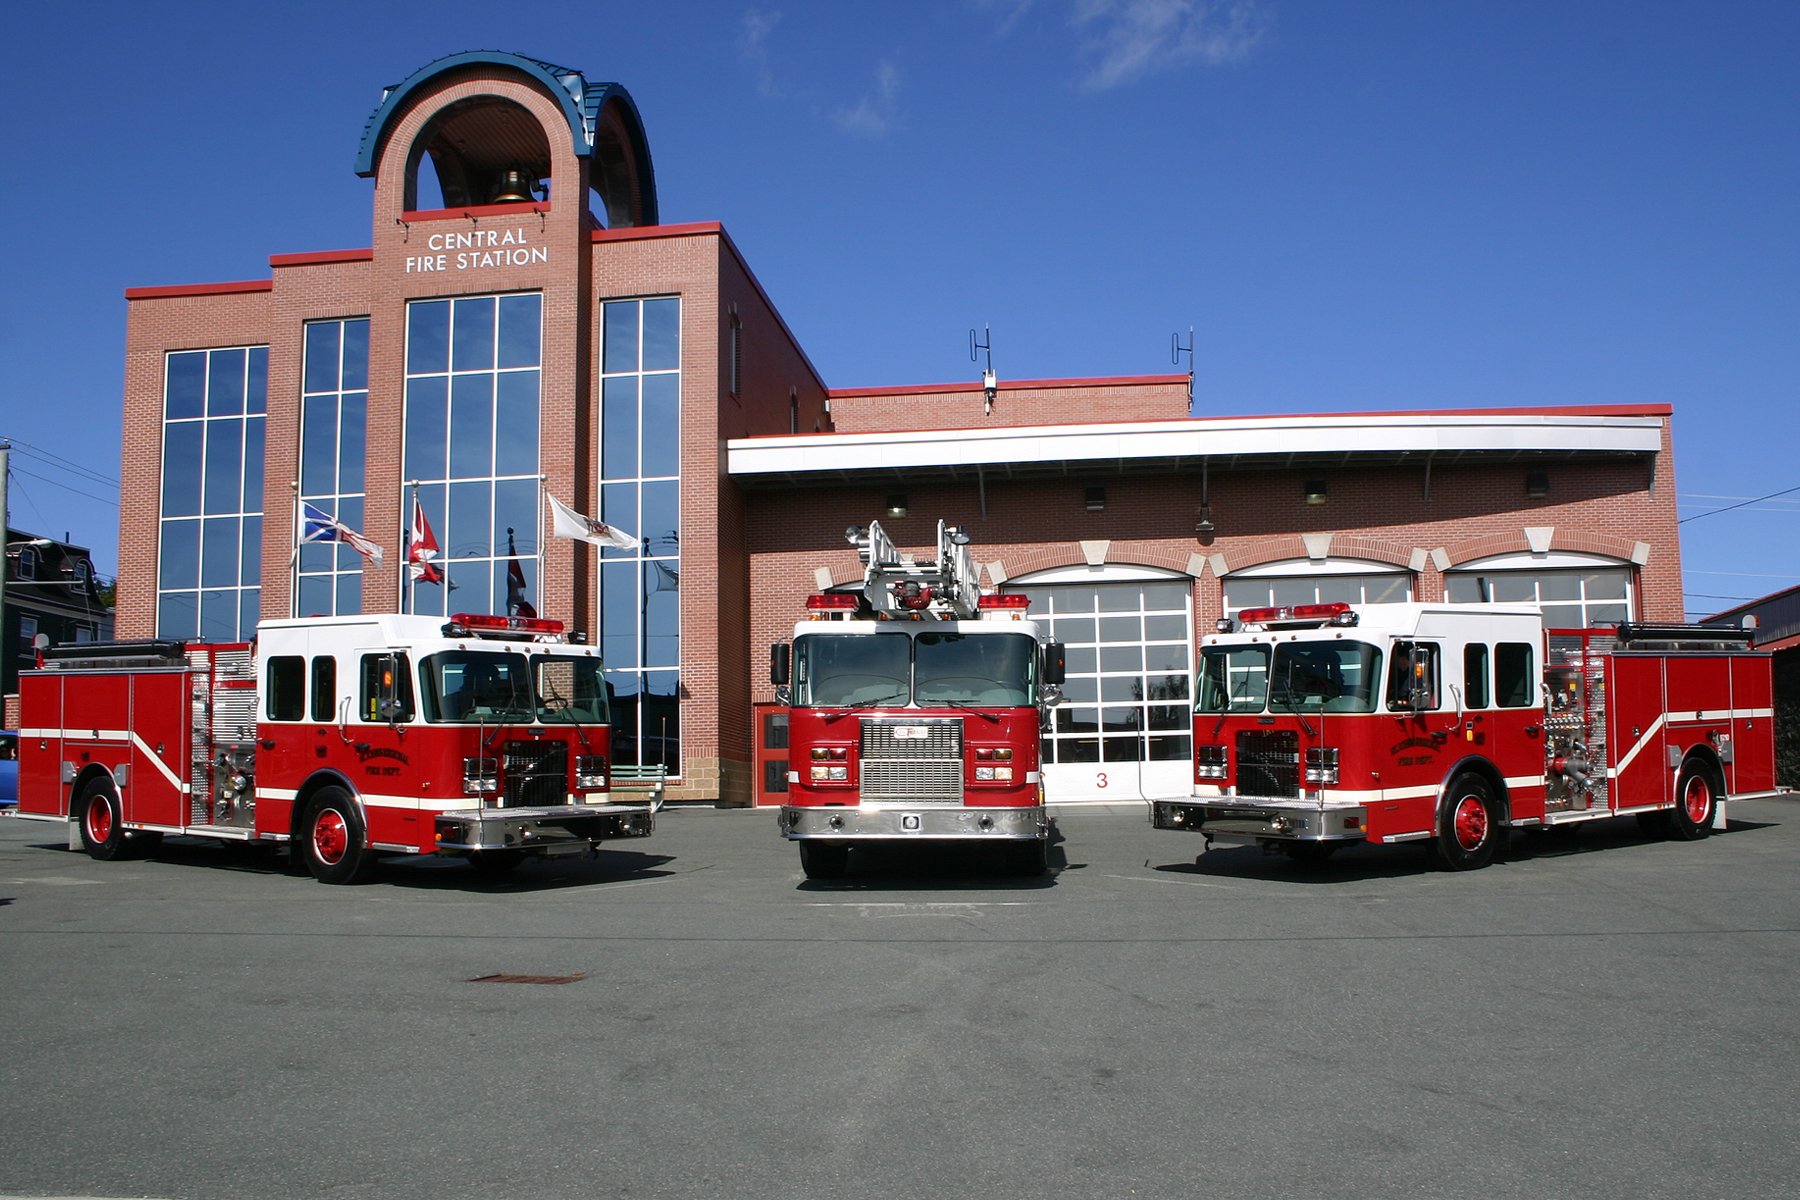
[1237,730,1299,798]
[860,718,964,804]
[503,740,568,808]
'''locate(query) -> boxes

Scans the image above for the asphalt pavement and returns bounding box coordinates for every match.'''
[3,797,1799,1200]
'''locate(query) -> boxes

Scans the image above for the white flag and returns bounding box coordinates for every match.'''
[548,493,638,551]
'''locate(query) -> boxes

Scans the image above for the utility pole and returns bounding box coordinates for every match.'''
[1,441,10,695]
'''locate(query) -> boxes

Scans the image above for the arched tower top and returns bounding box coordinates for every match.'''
[355,50,658,225]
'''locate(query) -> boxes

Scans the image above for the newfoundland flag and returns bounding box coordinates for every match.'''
[505,528,537,619]
[407,499,442,585]
[300,502,383,567]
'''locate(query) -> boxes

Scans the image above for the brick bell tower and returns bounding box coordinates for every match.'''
[351,51,658,626]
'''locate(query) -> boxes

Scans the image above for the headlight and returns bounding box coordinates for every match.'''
[576,755,608,791]
[463,756,499,794]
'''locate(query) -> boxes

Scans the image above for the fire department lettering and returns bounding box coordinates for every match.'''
[355,745,409,765]
[405,226,548,273]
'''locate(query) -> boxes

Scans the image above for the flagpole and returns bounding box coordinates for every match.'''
[405,480,418,616]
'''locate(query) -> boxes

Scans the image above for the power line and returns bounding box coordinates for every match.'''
[0,435,120,490]
[1678,483,1800,524]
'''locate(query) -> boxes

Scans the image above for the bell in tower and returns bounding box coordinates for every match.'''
[489,168,537,204]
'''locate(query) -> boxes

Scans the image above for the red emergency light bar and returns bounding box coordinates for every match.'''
[978,593,1031,610]
[1233,602,1357,628]
[805,594,859,610]
[446,612,565,637]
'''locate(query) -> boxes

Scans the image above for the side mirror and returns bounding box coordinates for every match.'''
[1042,641,1066,687]
[770,642,791,687]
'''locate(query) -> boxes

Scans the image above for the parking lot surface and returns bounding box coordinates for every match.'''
[3,798,1799,1200]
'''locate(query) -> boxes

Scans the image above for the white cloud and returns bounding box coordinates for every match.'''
[833,60,903,137]
[741,9,783,97]
[1074,0,1269,91]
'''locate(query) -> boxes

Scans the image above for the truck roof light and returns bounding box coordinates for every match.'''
[805,594,859,610]
[977,594,1031,610]
[447,612,565,638]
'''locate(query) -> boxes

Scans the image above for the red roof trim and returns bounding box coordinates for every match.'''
[124,280,273,300]
[589,221,725,244]
[832,375,1190,399]
[401,201,551,222]
[270,248,374,268]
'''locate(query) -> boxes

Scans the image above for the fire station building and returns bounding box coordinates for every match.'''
[115,51,1684,805]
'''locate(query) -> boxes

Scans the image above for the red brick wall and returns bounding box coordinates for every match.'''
[828,376,1190,433]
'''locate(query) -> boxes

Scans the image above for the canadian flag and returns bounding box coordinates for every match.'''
[408,500,442,584]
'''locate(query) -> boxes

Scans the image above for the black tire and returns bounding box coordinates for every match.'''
[76,778,129,861]
[1668,760,1719,841]
[798,841,849,880]
[1005,839,1049,877]
[468,849,527,876]
[1435,774,1500,871]
[301,788,374,884]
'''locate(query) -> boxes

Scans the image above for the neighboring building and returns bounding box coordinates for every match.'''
[1704,585,1800,788]
[3,527,111,700]
[115,51,1687,805]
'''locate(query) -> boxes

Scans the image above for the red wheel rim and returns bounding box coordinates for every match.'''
[1452,793,1488,852]
[1682,773,1713,824]
[312,808,348,865]
[85,797,113,844]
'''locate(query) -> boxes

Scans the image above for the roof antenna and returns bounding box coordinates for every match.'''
[1172,326,1195,415]
[970,325,997,415]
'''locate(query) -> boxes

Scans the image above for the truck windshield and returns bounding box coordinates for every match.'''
[914,632,1035,707]
[532,654,609,724]
[795,631,1037,707]
[1196,641,1383,714]
[421,652,533,723]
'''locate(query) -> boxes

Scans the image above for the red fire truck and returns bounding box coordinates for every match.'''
[13,611,658,883]
[771,520,1065,878]
[1152,603,1780,869]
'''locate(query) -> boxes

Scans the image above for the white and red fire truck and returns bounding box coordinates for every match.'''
[1152,602,1780,869]
[771,520,1066,878]
[13,611,658,883]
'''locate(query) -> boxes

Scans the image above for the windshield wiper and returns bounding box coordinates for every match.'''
[920,702,1002,724]
[821,692,908,722]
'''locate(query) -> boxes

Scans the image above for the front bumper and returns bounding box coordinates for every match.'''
[434,802,656,853]
[1151,797,1366,845]
[779,804,1047,843]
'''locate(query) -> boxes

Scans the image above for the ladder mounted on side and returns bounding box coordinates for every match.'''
[848,519,981,619]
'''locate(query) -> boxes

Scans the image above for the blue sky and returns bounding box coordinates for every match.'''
[2,0,1795,619]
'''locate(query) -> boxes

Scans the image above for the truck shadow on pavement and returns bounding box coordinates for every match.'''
[794,826,1069,891]
[36,836,677,892]
[1151,814,1775,882]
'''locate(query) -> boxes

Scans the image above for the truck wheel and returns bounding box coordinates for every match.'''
[468,849,527,876]
[1435,775,1499,871]
[76,779,129,861]
[1668,761,1719,841]
[1006,839,1048,877]
[302,788,374,884]
[798,841,849,880]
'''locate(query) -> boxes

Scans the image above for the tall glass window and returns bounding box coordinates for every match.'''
[403,293,542,617]
[599,296,681,773]
[295,318,369,616]
[158,345,267,640]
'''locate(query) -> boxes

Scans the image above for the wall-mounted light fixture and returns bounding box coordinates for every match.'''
[1194,504,1215,535]
[1526,471,1550,499]
[886,494,908,518]
[1086,486,1106,512]
[1304,479,1328,506]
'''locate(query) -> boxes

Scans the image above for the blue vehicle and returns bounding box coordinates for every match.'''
[0,730,17,809]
